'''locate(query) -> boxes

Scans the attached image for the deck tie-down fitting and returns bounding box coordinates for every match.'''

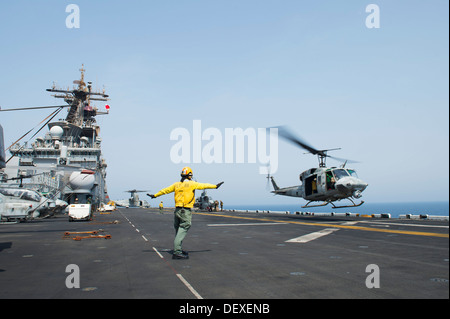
[63,230,111,240]
[73,234,111,241]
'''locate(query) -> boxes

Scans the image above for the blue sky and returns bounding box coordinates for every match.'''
[0,1,448,206]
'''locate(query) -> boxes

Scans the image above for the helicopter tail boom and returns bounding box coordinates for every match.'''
[269,178,301,197]
[270,176,280,191]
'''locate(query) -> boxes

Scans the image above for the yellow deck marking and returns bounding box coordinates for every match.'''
[194,212,449,238]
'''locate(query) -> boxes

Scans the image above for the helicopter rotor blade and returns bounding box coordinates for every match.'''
[271,126,358,164]
[272,126,322,155]
[327,155,359,164]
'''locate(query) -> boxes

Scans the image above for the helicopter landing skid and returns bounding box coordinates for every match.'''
[302,199,364,209]
[301,201,329,208]
[330,199,364,209]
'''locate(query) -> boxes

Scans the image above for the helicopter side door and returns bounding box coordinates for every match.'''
[304,174,319,197]
[316,172,326,194]
[304,170,328,199]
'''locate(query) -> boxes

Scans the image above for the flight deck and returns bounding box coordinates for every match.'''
[0,207,448,300]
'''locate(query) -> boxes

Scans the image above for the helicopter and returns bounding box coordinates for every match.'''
[0,187,68,221]
[0,168,69,220]
[115,189,151,208]
[194,190,217,211]
[0,187,43,221]
[268,127,368,209]
[1,125,67,221]
[1,133,66,221]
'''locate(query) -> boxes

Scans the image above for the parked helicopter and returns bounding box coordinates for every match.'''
[115,189,151,208]
[268,127,368,209]
[0,187,67,221]
[0,125,67,221]
[194,190,217,211]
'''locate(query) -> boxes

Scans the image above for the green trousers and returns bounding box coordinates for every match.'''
[173,207,192,255]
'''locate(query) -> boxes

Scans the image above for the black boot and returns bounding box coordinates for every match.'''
[172,252,189,260]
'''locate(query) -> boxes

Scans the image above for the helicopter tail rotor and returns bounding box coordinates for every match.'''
[263,163,272,190]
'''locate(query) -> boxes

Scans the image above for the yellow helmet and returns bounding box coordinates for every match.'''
[181,166,193,177]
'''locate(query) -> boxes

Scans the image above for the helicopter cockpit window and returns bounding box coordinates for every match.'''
[347,169,358,178]
[20,190,41,202]
[0,188,22,198]
[332,169,349,181]
[0,188,40,202]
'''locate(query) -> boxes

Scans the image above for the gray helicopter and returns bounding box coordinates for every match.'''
[115,189,151,208]
[0,187,68,221]
[268,127,368,209]
[194,190,216,210]
[0,127,67,221]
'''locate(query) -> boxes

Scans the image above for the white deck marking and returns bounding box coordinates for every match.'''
[359,220,449,229]
[177,274,203,299]
[152,247,164,259]
[341,221,358,225]
[286,228,339,243]
[208,222,287,227]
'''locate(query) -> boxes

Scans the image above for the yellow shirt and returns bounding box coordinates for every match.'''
[154,180,217,208]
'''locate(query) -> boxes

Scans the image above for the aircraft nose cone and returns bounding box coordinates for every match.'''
[335,177,367,199]
[337,177,368,193]
[350,180,368,191]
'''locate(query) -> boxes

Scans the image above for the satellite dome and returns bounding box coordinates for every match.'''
[49,126,64,140]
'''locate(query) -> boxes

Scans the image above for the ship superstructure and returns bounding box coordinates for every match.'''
[1,66,110,214]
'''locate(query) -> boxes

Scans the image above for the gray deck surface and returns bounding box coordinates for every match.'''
[0,207,448,300]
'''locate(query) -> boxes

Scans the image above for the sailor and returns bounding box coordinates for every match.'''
[147,167,224,260]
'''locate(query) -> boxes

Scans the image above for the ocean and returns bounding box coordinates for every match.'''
[226,201,449,218]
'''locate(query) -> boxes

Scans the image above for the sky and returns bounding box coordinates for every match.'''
[0,0,448,206]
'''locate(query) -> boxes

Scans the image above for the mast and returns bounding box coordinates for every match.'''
[46,64,109,127]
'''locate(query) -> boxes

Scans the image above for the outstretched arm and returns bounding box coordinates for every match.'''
[193,181,224,190]
[147,183,176,198]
